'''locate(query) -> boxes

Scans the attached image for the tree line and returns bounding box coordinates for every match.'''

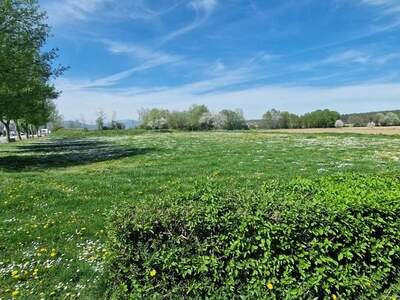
[259,109,341,129]
[129,106,400,132]
[259,109,400,129]
[342,111,400,127]
[0,0,64,142]
[138,105,248,130]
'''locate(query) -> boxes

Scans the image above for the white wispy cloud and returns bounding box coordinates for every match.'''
[190,0,218,13]
[160,0,218,44]
[102,40,180,63]
[321,50,371,65]
[361,0,400,15]
[322,49,400,66]
[43,0,111,24]
[59,56,180,90]
[43,0,181,25]
[288,49,400,73]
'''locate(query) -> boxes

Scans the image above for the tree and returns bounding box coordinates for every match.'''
[213,112,227,129]
[303,110,340,128]
[335,120,344,128]
[383,112,400,126]
[348,115,365,127]
[96,110,106,130]
[374,113,385,126]
[110,111,117,129]
[48,108,63,131]
[262,109,282,129]
[139,108,169,130]
[0,0,65,141]
[17,81,58,138]
[167,111,188,130]
[219,109,248,130]
[187,105,209,131]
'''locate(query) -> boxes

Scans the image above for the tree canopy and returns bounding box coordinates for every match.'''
[0,0,64,141]
[261,109,340,129]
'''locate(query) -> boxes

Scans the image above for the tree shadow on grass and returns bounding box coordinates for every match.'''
[0,139,154,171]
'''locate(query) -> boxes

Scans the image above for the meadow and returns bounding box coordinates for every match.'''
[1,130,400,299]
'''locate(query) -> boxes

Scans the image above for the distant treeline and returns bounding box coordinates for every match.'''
[256,109,400,129]
[259,109,341,129]
[138,105,248,130]
[90,106,400,132]
[139,106,343,130]
[138,106,400,131]
[342,110,400,127]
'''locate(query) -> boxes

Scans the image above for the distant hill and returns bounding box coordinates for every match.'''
[62,120,97,130]
[117,120,140,129]
[62,120,139,130]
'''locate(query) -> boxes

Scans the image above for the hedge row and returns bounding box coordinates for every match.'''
[103,174,400,299]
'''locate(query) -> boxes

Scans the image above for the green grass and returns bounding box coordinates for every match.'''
[0,130,399,299]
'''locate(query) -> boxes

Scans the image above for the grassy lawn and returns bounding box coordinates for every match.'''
[1,130,400,299]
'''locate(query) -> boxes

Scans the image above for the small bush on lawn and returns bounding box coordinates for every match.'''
[103,174,400,299]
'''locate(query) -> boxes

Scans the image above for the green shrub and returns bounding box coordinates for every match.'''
[103,174,400,299]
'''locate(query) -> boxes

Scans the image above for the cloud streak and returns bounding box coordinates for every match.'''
[159,0,218,44]
[361,0,400,15]
[43,0,182,25]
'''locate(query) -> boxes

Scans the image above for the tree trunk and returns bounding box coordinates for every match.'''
[24,124,30,139]
[1,120,11,142]
[15,121,22,141]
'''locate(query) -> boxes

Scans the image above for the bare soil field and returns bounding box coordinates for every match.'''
[261,126,400,135]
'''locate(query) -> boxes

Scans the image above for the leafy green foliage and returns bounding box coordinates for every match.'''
[105,174,400,299]
[1,131,400,298]
[138,105,248,131]
[342,110,400,127]
[261,109,341,129]
[0,0,64,141]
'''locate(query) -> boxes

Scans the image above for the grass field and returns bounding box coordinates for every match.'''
[1,129,400,299]
[261,126,400,135]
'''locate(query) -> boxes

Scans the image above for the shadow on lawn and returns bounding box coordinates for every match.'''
[0,139,153,171]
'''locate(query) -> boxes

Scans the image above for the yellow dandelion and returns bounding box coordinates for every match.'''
[267,282,273,290]
[11,290,20,298]
[11,270,20,279]
[50,249,57,257]
[149,269,157,277]
[332,295,337,300]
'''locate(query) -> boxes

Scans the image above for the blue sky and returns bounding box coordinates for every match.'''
[40,0,400,121]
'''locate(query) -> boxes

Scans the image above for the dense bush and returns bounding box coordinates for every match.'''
[104,174,400,299]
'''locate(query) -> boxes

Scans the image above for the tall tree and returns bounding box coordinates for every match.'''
[0,0,64,141]
[96,110,106,130]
